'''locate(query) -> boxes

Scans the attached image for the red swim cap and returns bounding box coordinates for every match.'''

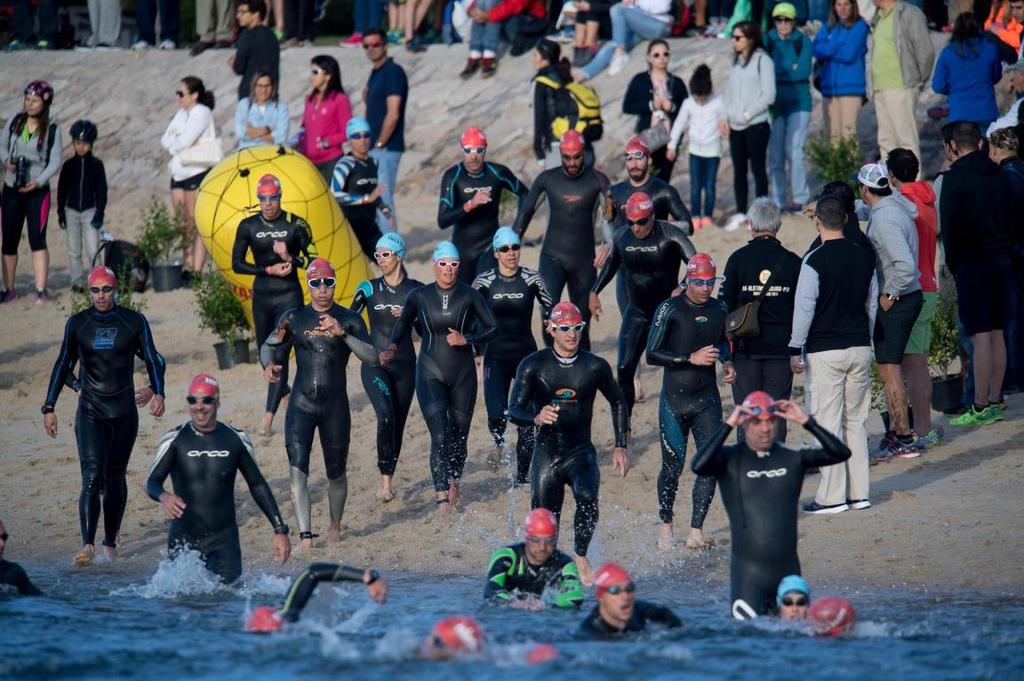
[188,373,220,397]
[593,563,633,599]
[246,606,284,633]
[257,173,282,197]
[525,643,559,665]
[306,258,336,281]
[560,130,585,154]
[742,390,777,420]
[87,265,117,289]
[809,597,856,637]
[624,136,649,156]
[432,616,485,652]
[624,192,654,222]
[523,508,558,538]
[549,301,583,326]
[686,252,717,279]
[460,127,487,148]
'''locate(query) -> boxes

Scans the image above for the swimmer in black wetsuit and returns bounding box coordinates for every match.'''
[261,259,378,549]
[382,240,499,514]
[591,191,696,418]
[43,266,166,567]
[579,563,680,638]
[472,227,554,482]
[0,520,41,595]
[330,117,392,260]
[691,392,850,619]
[439,127,529,284]
[146,373,291,583]
[231,173,319,438]
[484,508,583,609]
[511,130,612,350]
[646,253,736,552]
[350,232,424,503]
[507,302,630,585]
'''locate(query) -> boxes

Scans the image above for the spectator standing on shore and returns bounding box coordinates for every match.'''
[86,0,122,49]
[133,0,179,49]
[235,74,289,149]
[57,121,108,292]
[341,0,383,47]
[190,0,235,55]
[229,0,280,102]
[296,56,352,186]
[622,40,688,181]
[9,0,57,49]
[363,27,409,232]
[531,40,574,167]
[988,128,1024,393]
[932,13,1003,134]
[283,0,316,46]
[812,0,869,144]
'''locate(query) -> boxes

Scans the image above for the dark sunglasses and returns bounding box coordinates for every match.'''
[257,193,281,202]
[310,67,325,76]
[186,395,216,405]
[606,583,637,595]
[436,259,460,269]
[650,51,669,58]
[525,535,557,546]
[781,596,808,607]
[308,277,336,289]
[175,90,187,98]
[496,244,521,253]
[462,145,487,154]
[774,16,794,22]
[89,285,114,294]
[624,151,647,160]
[626,217,651,226]
[363,40,383,49]
[374,250,395,260]
[731,34,745,41]
[688,277,717,287]
[349,132,371,140]
[553,322,585,333]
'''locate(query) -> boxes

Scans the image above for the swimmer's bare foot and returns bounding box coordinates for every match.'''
[574,555,594,586]
[634,376,645,403]
[74,544,96,566]
[657,523,677,551]
[434,492,451,517]
[447,478,460,510]
[375,476,395,503]
[258,413,274,440]
[487,442,503,472]
[685,528,716,550]
[100,545,118,561]
[327,523,341,544]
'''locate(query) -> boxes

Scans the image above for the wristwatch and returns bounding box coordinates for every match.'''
[883,293,899,302]
[274,523,291,536]
[375,141,385,149]
[40,404,54,415]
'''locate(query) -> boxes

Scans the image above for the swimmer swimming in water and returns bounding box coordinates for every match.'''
[579,563,681,638]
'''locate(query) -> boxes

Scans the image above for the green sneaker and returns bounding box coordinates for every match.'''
[949,406,986,426]
[977,405,1005,425]
[917,429,941,449]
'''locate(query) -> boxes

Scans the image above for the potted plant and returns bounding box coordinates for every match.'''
[928,283,963,413]
[137,198,187,292]
[806,134,864,189]
[192,271,252,369]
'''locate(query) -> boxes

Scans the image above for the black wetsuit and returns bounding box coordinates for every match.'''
[278,562,371,622]
[508,349,628,557]
[260,303,377,535]
[579,600,681,638]
[438,161,528,284]
[692,420,851,618]
[646,294,731,529]
[0,560,41,595]
[389,282,499,491]
[512,166,611,350]
[593,220,696,417]
[146,421,288,583]
[484,543,583,608]
[331,153,386,260]
[231,210,317,414]
[472,266,554,482]
[351,275,424,477]
[44,305,165,549]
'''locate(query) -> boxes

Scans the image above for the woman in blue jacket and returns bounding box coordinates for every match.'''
[811,0,868,144]
[932,13,1003,132]
[235,73,290,149]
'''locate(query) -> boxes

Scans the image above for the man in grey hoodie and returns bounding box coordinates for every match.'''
[858,162,923,459]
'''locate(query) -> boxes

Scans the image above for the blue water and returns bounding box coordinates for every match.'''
[2,552,1022,681]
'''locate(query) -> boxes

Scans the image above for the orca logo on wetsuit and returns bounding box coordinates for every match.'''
[93,327,118,350]
[374,303,402,312]
[746,468,787,479]
[186,450,231,457]
[256,231,288,238]
[355,178,377,187]
[625,246,657,253]
[492,293,525,300]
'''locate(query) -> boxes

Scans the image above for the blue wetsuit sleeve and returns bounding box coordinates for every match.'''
[135,313,166,396]
[437,166,465,229]
[350,280,372,314]
[484,547,516,602]
[234,427,287,533]
[463,288,499,345]
[260,308,297,367]
[146,427,180,501]
[645,300,686,366]
[597,359,629,448]
[690,423,732,477]
[799,417,853,467]
[44,316,80,408]
[330,156,363,205]
[508,358,540,427]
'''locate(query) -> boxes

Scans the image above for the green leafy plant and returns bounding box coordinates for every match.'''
[806,134,863,189]
[136,198,187,265]
[928,284,961,378]
[191,271,250,345]
[70,267,147,314]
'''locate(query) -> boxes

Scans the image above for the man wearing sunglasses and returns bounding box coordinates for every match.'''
[580,563,680,637]
[484,508,583,609]
[261,259,379,550]
[607,137,692,239]
[146,373,291,583]
[472,227,553,482]
[512,130,612,351]
[439,127,529,284]
[0,519,42,595]
[331,117,391,261]
[508,301,629,585]
[592,191,696,418]
[691,390,851,619]
[363,26,408,233]
[646,252,734,552]
[43,265,166,567]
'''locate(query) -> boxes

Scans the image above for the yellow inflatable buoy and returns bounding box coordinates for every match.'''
[194,145,371,327]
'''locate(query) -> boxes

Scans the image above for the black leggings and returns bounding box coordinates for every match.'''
[284,0,315,40]
[532,442,600,557]
[253,287,303,414]
[657,390,721,527]
[616,307,652,419]
[416,358,477,491]
[729,122,770,214]
[284,393,351,479]
[1,185,50,255]
[539,253,596,350]
[361,361,416,476]
[75,402,138,547]
[730,356,794,443]
[483,353,536,483]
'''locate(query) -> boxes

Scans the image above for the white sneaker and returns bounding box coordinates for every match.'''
[608,51,630,76]
[132,40,152,50]
[724,213,748,231]
[159,39,176,50]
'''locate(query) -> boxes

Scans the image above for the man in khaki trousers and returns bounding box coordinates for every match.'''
[190,0,235,55]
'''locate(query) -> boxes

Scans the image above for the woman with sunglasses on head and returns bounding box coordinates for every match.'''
[41,266,166,567]
[381,240,498,515]
[350,232,424,503]
[622,40,688,182]
[235,73,290,149]
[296,55,352,186]
[232,174,318,438]
[331,117,391,261]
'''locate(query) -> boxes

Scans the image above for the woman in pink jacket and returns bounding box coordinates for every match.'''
[297,55,352,184]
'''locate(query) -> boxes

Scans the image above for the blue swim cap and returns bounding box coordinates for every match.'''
[346,117,371,138]
[777,575,810,606]
[375,232,406,259]
[492,226,520,251]
[432,240,460,262]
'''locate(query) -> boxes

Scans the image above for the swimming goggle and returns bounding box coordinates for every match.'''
[688,277,717,287]
[308,277,336,289]
[435,260,460,269]
[781,596,807,607]
[461,145,487,154]
[525,535,558,547]
[623,151,647,160]
[496,244,521,253]
[606,583,636,595]
[186,395,216,405]
[552,322,586,333]
[374,250,395,260]
[89,285,114,294]
[257,193,281,202]
[626,216,652,226]
[747,405,778,417]
[349,132,371,140]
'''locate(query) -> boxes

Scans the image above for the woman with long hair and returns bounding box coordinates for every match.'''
[296,55,352,185]
[235,73,290,149]
[812,0,869,143]
[932,12,1003,131]
[622,39,689,181]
